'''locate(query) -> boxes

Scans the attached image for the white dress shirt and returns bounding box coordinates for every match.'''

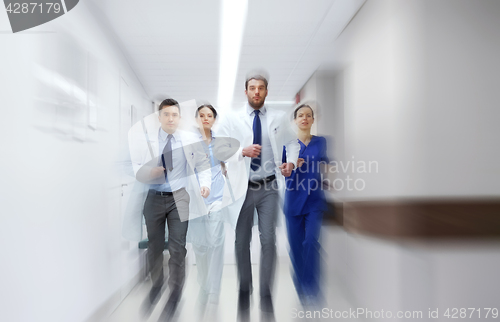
[151,128,188,192]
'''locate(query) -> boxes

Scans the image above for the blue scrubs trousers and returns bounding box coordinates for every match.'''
[286,210,323,302]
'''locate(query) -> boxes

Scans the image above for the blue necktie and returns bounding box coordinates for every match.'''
[161,134,173,178]
[251,110,261,171]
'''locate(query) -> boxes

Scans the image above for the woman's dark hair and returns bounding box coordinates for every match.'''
[195,104,218,119]
[293,104,314,119]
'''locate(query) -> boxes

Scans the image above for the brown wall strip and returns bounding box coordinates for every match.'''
[329,199,500,239]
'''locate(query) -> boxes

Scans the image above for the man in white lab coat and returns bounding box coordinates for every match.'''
[216,74,300,321]
[128,98,211,318]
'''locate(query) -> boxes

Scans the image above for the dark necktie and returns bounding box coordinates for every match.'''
[251,110,261,171]
[161,134,173,178]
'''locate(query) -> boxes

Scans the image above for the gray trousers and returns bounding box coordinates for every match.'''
[235,179,278,298]
[143,189,190,294]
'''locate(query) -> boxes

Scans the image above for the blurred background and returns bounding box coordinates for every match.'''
[1,0,499,321]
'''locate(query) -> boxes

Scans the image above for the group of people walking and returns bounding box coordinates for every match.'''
[129,73,330,321]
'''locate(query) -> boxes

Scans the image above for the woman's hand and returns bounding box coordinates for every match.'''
[279,162,294,177]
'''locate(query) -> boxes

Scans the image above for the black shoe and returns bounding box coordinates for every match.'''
[260,295,274,313]
[260,296,275,322]
[140,285,163,318]
[261,311,276,322]
[160,291,180,321]
[238,290,250,311]
[238,309,250,322]
[149,285,163,304]
[237,290,251,322]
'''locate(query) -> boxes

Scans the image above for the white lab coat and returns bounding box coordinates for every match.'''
[214,104,300,227]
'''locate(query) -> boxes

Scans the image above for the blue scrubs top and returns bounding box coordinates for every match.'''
[283,135,329,217]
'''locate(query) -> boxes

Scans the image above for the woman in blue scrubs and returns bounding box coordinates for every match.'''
[283,104,329,306]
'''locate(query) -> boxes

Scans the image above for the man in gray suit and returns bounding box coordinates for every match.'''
[130,98,211,319]
[217,74,300,321]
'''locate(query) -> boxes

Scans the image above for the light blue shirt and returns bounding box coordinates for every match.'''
[247,103,275,180]
[150,128,187,192]
[197,133,225,204]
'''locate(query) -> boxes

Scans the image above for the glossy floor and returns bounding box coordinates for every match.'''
[106,225,358,322]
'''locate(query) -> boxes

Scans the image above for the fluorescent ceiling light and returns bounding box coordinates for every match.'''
[217,0,248,111]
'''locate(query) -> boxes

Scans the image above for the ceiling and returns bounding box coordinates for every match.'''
[89,0,365,108]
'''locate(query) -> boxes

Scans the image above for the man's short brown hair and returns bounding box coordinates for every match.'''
[158,98,180,114]
[245,75,268,90]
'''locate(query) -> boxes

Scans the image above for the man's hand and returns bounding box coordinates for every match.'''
[297,158,305,168]
[279,162,294,177]
[200,186,210,198]
[242,144,261,158]
[150,166,165,179]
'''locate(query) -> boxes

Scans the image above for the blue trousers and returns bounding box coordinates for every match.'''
[286,211,323,300]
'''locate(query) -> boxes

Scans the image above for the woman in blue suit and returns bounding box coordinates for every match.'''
[283,104,329,306]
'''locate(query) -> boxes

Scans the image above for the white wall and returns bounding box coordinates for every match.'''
[310,0,500,200]
[304,1,500,321]
[418,0,500,197]
[0,2,151,322]
[326,227,500,322]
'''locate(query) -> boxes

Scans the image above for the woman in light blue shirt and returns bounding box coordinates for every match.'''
[187,104,226,313]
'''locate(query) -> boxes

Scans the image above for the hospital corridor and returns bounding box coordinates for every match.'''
[1,1,500,321]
